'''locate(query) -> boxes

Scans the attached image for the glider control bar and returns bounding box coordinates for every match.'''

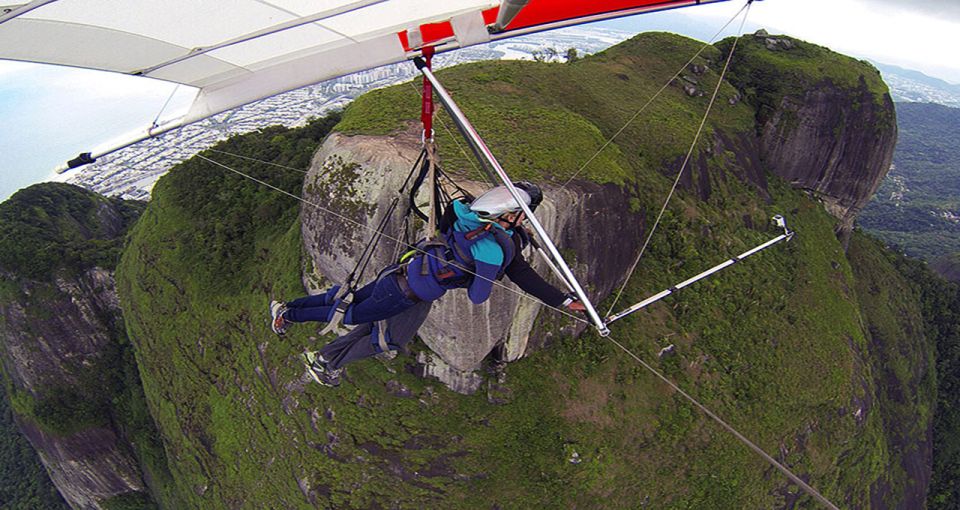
[605,215,795,326]
[414,56,610,336]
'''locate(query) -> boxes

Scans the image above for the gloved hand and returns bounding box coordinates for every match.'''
[563,293,586,312]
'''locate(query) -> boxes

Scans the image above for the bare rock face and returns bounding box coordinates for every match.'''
[726,32,898,241]
[1,268,118,393]
[17,419,145,510]
[0,268,146,509]
[301,130,645,392]
[760,84,897,237]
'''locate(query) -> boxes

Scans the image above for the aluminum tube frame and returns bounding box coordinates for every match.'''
[55,117,186,173]
[606,223,794,325]
[416,60,610,336]
[0,0,58,25]
[135,0,388,76]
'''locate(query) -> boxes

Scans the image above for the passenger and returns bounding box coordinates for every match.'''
[270,182,584,387]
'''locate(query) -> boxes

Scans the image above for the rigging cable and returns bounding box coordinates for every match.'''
[603,332,841,510]
[150,84,182,131]
[607,0,753,317]
[559,1,750,190]
[407,81,492,185]
[208,148,311,174]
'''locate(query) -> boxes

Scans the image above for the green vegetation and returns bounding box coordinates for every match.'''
[859,102,960,261]
[0,390,67,509]
[876,246,960,509]
[112,32,919,508]
[848,233,938,506]
[0,181,171,507]
[0,183,143,281]
[932,252,960,283]
[338,32,754,187]
[719,33,892,132]
[100,490,158,510]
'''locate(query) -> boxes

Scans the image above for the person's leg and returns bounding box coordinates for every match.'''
[343,275,418,325]
[284,303,337,323]
[285,279,382,323]
[350,279,376,304]
[305,300,434,386]
[381,301,433,352]
[315,302,431,371]
[285,285,341,309]
[317,323,377,370]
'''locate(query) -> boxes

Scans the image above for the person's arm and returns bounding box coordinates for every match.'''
[504,246,577,309]
[467,261,499,304]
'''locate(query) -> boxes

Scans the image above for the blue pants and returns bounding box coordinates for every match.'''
[284,270,419,326]
[318,300,433,370]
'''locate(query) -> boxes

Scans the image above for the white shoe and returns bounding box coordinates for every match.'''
[270,300,290,335]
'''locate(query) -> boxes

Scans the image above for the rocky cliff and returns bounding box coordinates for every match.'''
[722,31,897,239]
[0,183,154,509]
[300,130,644,391]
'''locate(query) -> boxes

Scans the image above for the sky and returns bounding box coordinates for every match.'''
[1,0,959,201]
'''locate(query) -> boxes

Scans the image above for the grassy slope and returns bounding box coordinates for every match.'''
[118,33,910,508]
[719,33,892,132]
[848,233,938,506]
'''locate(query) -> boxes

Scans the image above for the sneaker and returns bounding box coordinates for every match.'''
[318,367,342,387]
[302,351,342,387]
[270,300,291,335]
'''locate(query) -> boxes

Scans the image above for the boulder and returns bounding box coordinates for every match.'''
[300,129,645,392]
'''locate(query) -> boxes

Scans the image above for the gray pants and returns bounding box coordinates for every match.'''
[318,300,433,370]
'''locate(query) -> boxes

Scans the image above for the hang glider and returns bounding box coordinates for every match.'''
[0,0,729,167]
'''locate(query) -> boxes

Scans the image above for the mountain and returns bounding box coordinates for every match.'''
[872,62,960,107]
[4,31,959,509]
[0,183,166,509]
[115,32,931,509]
[858,102,960,261]
[0,390,67,509]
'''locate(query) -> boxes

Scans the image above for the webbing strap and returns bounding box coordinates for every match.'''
[375,320,391,353]
[420,46,435,142]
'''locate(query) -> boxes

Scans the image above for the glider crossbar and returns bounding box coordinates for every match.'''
[415,57,610,336]
[606,216,794,325]
[133,0,390,76]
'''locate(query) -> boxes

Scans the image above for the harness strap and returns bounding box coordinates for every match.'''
[374,320,391,353]
[420,46,435,142]
[451,240,472,265]
[464,223,492,240]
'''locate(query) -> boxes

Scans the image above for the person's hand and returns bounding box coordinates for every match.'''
[567,300,586,313]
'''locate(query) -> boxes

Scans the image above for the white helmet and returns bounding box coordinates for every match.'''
[469,186,531,219]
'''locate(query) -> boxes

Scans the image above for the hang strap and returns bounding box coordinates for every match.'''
[420,46,435,143]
